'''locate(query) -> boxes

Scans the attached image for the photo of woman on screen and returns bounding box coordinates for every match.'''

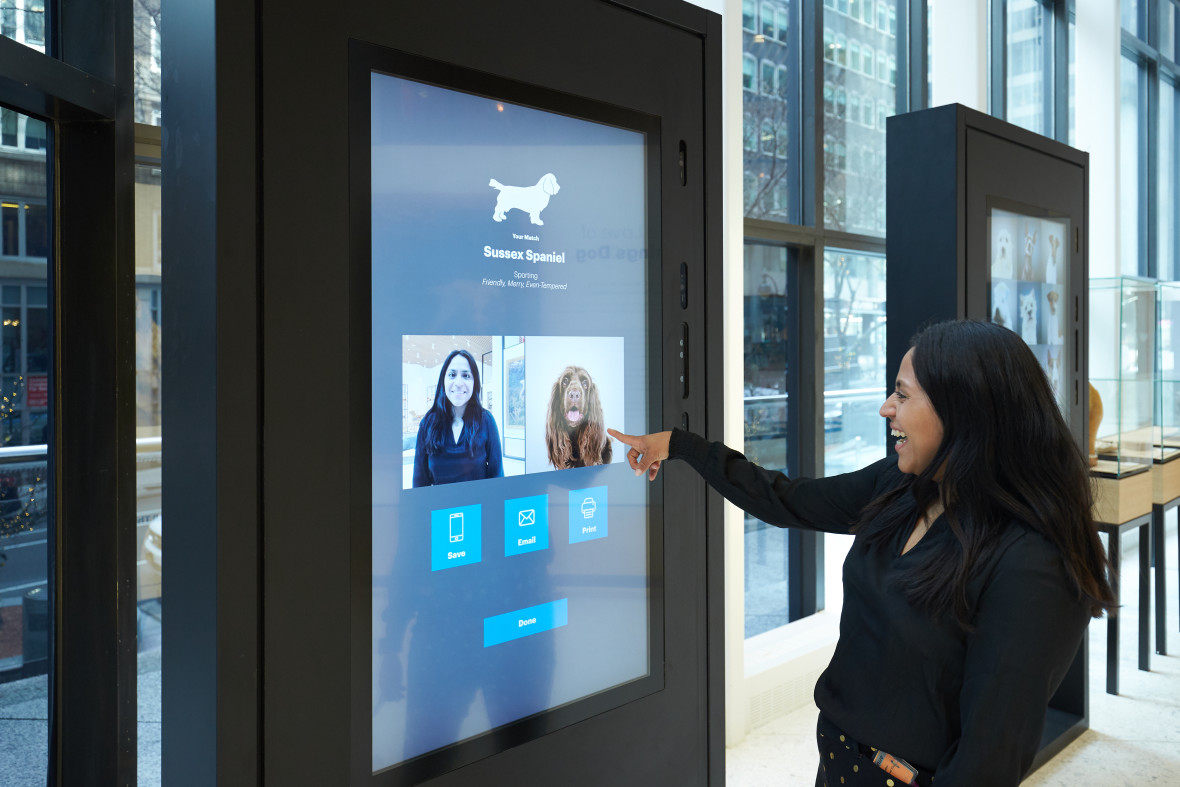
[412,348,504,486]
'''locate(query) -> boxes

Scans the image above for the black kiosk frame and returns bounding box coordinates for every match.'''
[163,0,723,785]
[885,103,1090,770]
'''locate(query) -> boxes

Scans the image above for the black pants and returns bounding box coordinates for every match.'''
[815,714,933,787]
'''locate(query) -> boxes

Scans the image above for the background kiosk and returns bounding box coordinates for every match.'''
[885,103,1090,770]
[164,0,724,784]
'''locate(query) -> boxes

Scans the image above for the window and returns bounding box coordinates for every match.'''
[1003,0,1053,137]
[823,249,887,475]
[849,39,860,70]
[835,86,847,119]
[742,241,799,636]
[878,50,887,81]
[744,112,757,151]
[824,81,835,115]
[835,34,847,67]
[888,54,897,86]
[0,109,15,147]
[776,122,790,159]
[743,54,757,91]
[878,99,888,130]
[776,7,789,40]
[887,4,896,36]
[762,2,776,38]
[0,200,49,259]
[877,1,888,31]
[1121,54,1143,274]
[824,27,835,61]
[849,92,860,124]
[761,118,776,156]
[761,59,777,95]
[743,0,757,32]
[777,64,789,98]
[1161,76,1177,280]
[862,43,873,76]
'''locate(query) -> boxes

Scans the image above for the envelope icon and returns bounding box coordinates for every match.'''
[518,509,536,527]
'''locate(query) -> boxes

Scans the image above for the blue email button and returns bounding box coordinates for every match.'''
[505,494,549,556]
[484,599,569,647]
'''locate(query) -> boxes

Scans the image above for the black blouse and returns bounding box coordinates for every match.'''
[668,428,1090,785]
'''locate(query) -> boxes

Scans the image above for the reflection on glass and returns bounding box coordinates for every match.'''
[823,0,895,235]
[0,0,45,52]
[743,0,801,223]
[743,243,796,637]
[134,161,163,787]
[1005,0,1052,137]
[1121,55,1142,274]
[1157,281,1180,459]
[133,0,163,126]
[823,249,886,477]
[0,107,48,787]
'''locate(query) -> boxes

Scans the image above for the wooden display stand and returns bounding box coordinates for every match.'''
[1092,468,1153,695]
[1151,456,1180,656]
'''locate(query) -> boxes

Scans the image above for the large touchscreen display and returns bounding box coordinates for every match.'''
[370,72,654,772]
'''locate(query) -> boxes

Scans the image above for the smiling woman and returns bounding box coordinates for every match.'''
[610,319,1117,786]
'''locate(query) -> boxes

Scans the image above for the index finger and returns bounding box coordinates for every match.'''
[606,428,637,447]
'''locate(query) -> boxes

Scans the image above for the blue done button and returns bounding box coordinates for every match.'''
[431,504,482,571]
[484,599,569,647]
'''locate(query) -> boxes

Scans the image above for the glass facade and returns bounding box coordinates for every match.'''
[742,242,797,637]
[822,249,887,477]
[822,0,896,235]
[133,0,162,126]
[0,107,49,787]
[742,0,801,223]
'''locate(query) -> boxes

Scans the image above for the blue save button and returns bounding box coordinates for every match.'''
[483,599,569,648]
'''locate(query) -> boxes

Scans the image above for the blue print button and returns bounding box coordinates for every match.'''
[505,494,549,556]
[484,599,569,647]
[431,504,482,571]
[569,485,608,543]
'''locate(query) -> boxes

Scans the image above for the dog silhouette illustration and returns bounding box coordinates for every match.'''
[489,173,560,225]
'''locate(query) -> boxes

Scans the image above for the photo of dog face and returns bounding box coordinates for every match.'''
[1019,288,1038,345]
[1021,227,1038,280]
[490,173,561,226]
[545,365,613,469]
[992,280,1013,329]
[993,229,1013,279]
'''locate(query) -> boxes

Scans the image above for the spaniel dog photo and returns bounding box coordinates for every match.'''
[545,365,613,469]
[490,173,561,226]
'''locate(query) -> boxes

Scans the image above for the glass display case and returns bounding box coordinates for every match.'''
[1089,276,1157,478]
[1156,280,1180,462]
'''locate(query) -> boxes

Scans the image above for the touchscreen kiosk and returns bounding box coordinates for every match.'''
[364,55,662,778]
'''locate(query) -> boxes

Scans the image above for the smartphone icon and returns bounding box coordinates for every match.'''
[449,512,464,542]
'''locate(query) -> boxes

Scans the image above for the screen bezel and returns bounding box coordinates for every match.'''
[348,40,666,785]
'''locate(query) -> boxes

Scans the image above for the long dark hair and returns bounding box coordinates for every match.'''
[859,320,1115,627]
[423,349,487,456]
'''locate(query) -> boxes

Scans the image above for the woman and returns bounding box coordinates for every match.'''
[412,348,504,487]
[610,320,1114,786]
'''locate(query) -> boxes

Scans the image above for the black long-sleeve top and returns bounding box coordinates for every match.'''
[412,412,504,487]
[668,429,1090,785]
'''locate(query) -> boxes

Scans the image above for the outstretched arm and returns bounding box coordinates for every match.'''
[609,427,893,534]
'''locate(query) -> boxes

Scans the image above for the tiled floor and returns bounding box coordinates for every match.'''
[727,523,1180,785]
